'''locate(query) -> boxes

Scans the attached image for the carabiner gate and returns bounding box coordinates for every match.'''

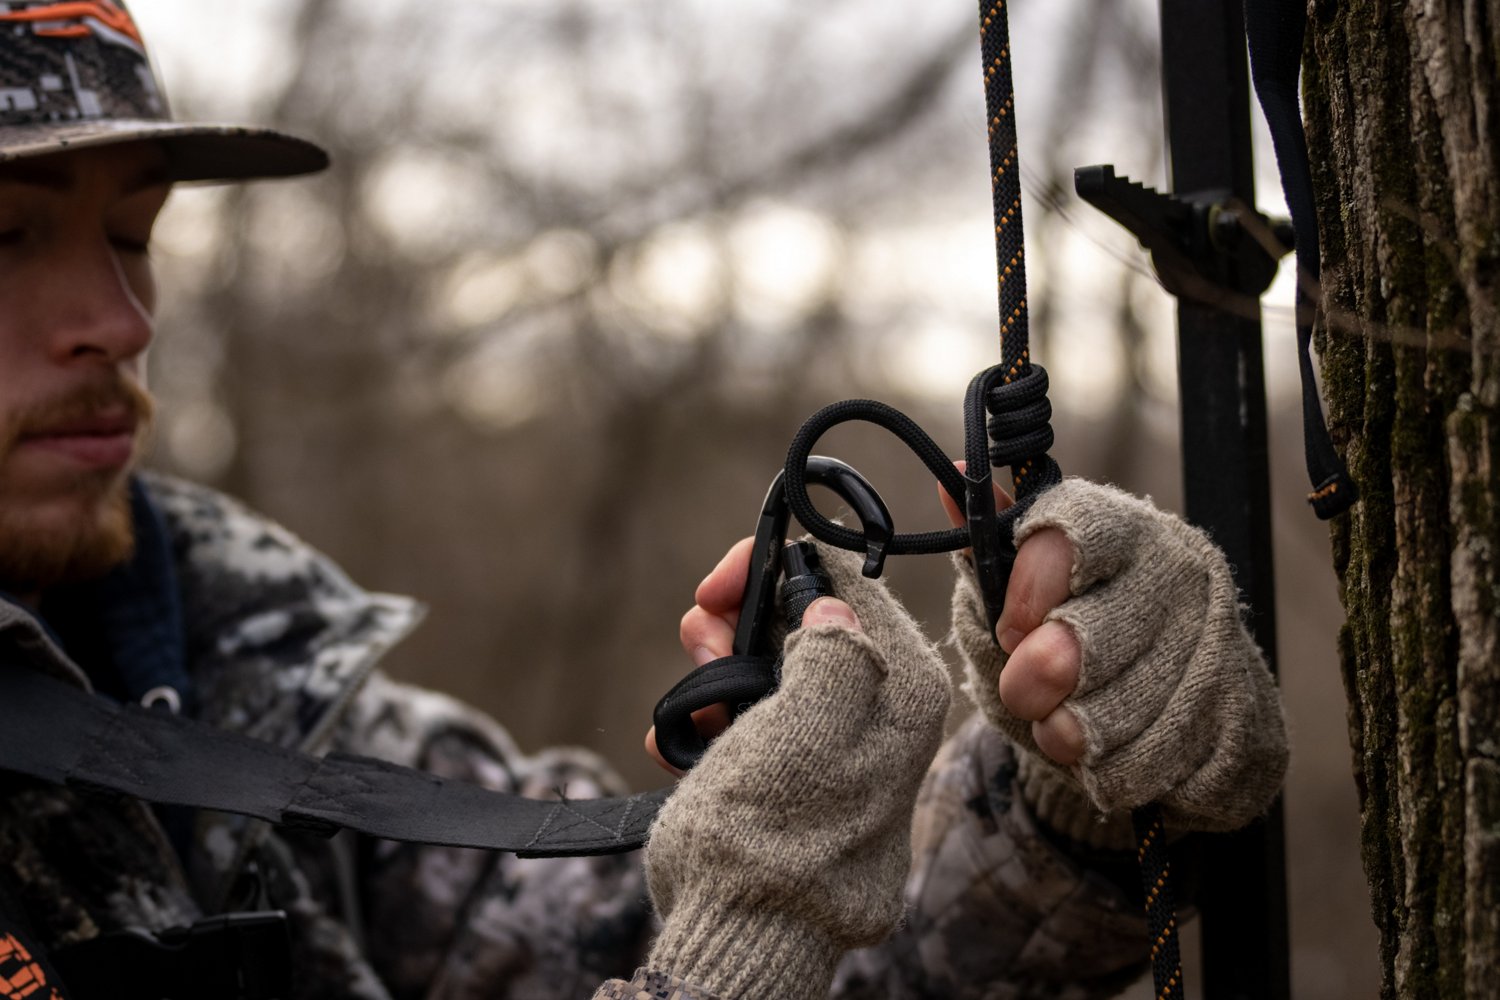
[652,456,893,771]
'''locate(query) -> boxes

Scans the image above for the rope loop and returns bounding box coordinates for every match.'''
[783,399,970,561]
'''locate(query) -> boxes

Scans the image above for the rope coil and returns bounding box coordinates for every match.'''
[986,366,1057,469]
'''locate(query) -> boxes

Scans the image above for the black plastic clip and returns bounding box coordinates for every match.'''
[652,456,891,771]
[1075,164,1293,307]
[733,456,891,661]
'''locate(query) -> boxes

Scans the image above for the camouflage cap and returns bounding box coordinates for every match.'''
[0,0,328,182]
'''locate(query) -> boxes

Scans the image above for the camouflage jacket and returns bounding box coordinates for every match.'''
[0,475,1149,1000]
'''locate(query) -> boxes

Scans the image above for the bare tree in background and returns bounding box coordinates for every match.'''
[142,1,1394,995]
[150,0,1165,773]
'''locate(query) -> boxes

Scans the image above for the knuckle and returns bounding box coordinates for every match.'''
[1010,597,1043,633]
[997,597,1039,646]
[998,657,1046,720]
[1034,709,1083,765]
[998,626,1079,720]
[1032,649,1073,696]
[1032,624,1081,691]
[996,661,1027,716]
[678,606,706,647]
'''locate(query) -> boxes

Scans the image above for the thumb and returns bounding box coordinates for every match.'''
[799,597,861,631]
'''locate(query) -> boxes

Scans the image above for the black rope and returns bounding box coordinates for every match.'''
[781,0,1065,575]
[987,366,1056,468]
[1134,807,1184,1000]
[975,7,1177,996]
[778,6,1180,995]
[780,376,1063,563]
[974,0,1057,500]
[784,399,970,557]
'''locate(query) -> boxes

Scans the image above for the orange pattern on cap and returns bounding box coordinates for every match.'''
[0,2,143,47]
[0,933,63,1000]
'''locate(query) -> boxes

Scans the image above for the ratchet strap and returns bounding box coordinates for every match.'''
[0,665,667,858]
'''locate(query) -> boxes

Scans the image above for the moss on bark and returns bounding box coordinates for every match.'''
[1305,0,1495,996]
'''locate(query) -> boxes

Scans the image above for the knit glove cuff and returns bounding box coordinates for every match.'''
[953,478,1289,833]
[646,546,950,1000]
[647,904,843,1000]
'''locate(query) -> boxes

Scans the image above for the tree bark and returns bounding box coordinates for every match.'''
[1303,1,1498,996]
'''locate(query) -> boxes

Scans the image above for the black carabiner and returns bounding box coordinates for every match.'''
[735,456,893,660]
[652,456,893,771]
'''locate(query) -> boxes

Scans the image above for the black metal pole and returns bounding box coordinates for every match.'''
[1158,1,1291,998]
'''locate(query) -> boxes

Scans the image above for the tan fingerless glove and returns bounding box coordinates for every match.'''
[645,546,951,1000]
[952,478,1289,841]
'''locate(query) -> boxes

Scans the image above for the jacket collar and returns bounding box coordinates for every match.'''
[0,473,425,914]
[144,472,423,753]
[141,473,425,907]
[0,596,89,689]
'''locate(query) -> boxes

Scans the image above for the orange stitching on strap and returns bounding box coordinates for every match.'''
[1307,481,1340,501]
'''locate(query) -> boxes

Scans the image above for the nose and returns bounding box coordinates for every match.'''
[41,237,154,367]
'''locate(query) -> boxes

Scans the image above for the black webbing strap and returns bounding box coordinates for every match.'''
[652,653,780,769]
[1243,0,1358,518]
[0,667,667,858]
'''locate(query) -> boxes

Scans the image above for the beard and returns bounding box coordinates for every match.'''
[0,378,155,595]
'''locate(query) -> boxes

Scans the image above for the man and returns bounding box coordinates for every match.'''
[0,4,1288,998]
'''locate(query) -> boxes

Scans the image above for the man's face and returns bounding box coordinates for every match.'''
[0,143,169,595]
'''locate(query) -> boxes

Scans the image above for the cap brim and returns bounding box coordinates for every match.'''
[0,119,328,183]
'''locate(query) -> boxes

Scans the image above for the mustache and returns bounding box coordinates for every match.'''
[1,378,156,450]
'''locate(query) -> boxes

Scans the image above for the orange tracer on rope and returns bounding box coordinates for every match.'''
[0,2,143,47]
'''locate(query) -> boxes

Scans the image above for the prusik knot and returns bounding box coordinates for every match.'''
[985,364,1056,472]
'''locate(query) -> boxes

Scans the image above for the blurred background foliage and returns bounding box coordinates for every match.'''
[134,1,1374,995]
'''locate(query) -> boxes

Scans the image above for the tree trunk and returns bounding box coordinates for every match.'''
[1302,1,1498,996]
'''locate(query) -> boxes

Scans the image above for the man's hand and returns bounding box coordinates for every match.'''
[938,468,1086,767]
[646,537,866,776]
[942,472,1289,833]
[641,542,950,999]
